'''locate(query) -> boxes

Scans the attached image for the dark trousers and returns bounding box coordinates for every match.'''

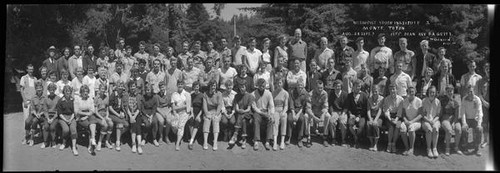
[287,112,309,140]
[235,112,252,137]
[465,119,484,150]
[253,112,273,142]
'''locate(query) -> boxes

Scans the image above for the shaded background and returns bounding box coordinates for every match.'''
[4,4,490,113]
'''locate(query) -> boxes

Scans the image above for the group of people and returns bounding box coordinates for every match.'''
[19,28,489,159]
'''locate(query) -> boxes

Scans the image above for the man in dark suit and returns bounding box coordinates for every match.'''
[83,44,97,75]
[42,46,58,78]
[415,40,436,82]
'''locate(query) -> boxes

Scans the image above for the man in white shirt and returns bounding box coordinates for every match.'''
[313,37,334,72]
[134,41,150,71]
[460,84,483,156]
[394,38,416,79]
[368,33,393,76]
[245,37,262,76]
[389,62,413,98]
[68,45,84,79]
[232,35,247,67]
[146,59,166,94]
[460,60,482,98]
[352,37,369,74]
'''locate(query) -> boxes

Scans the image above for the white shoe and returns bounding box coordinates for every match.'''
[40,143,46,149]
[132,144,137,153]
[73,149,79,156]
[96,142,102,151]
[141,140,146,146]
[59,144,65,150]
[153,140,160,147]
[138,146,143,154]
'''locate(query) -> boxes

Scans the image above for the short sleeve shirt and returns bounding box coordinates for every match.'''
[219,67,238,89]
[422,97,441,120]
[286,70,307,90]
[400,97,422,120]
[183,67,201,88]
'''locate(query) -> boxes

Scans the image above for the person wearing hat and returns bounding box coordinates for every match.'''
[334,35,355,71]
[43,46,58,79]
[352,37,370,74]
[368,33,393,78]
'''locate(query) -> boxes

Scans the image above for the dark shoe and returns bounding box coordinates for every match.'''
[474,149,482,156]
[305,139,312,148]
[323,140,329,147]
[188,143,193,150]
[90,145,96,156]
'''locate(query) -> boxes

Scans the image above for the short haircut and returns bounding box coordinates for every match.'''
[249,37,256,43]
[333,80,342,87]
[438,47,446,51]
[128,80,137,89]
[48,83,57,91]
[356,37,364,43]
[125,45,132,50]
[263,38,270,43]
[80,84,90,95]
[445,84,454,90]
[233,35,241,41]
[352,79,362,86]
[278,35,287,41]
[62,85,72,94]
[138,58,146,65]
[256,78,266,86]
[420,40,429,46]
[139,41,146,46]
[208,80,217,88]
[39,66,48,73]
[388,83,397,89]
[316,80,324,86]
[60,69,69,76]
[224,79,233,88]
[154,43,161,48]
[48,70,57,77]
[399,37,407,42]
[192,81,200,88]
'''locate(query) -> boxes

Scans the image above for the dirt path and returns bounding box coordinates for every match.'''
[3,112,490,171]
